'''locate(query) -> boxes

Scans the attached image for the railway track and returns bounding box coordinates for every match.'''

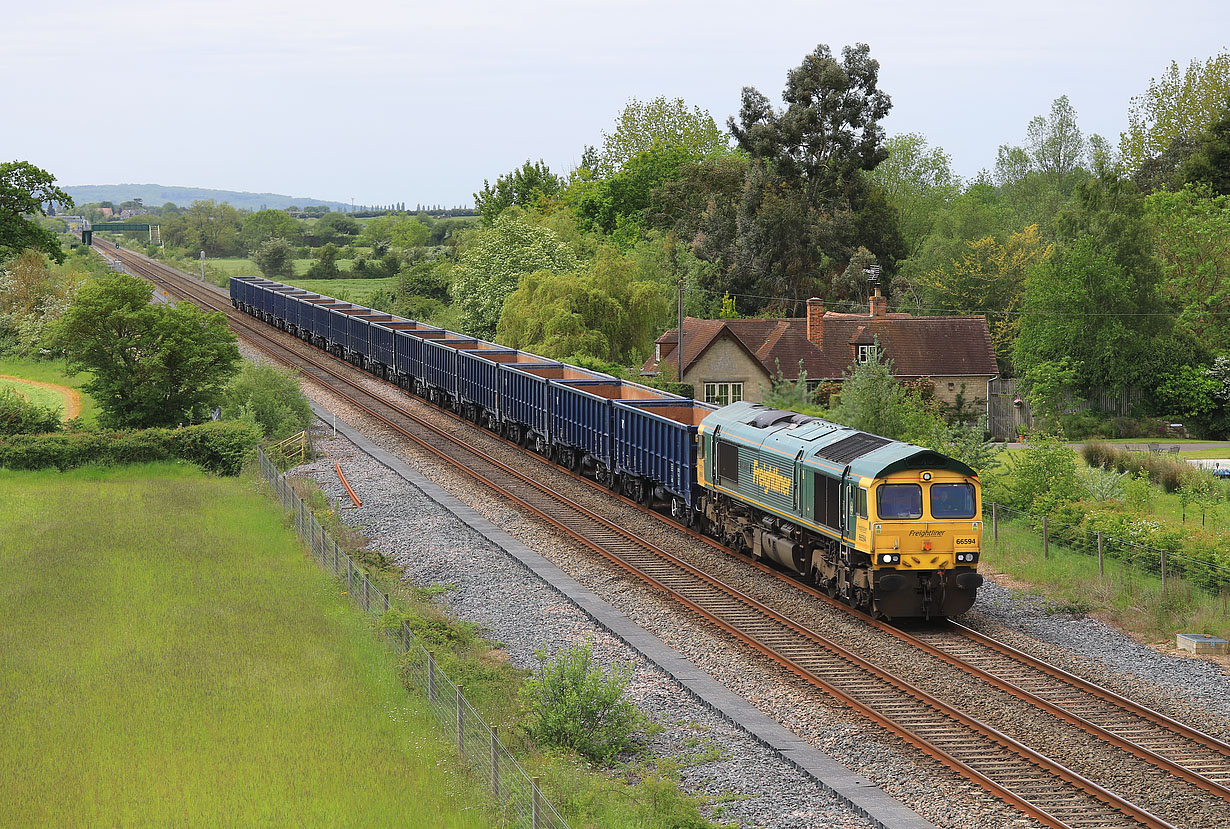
[102,242,1228,828]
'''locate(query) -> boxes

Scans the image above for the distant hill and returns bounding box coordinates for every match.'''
[63,184,353,212]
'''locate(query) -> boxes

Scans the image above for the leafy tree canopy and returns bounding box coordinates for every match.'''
[730,43,891,200]
[575,144,693,244]
[449,210,578,340]
[359,214,431,249]
[253,237,296,280]
[1144,185,1230,352]
[474,160,563,225]
[240,208,301,251]
[1121,51,1230,175]
[1180,109,1230,196]
[221,362,313,439]
[496,246,669,364]
[0,161,72,264]
[867,133,959,252]
[591,96,728,177]
[53,273,241,428]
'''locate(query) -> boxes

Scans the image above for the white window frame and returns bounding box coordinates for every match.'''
[704,381,744,406]
[857,344,880,364]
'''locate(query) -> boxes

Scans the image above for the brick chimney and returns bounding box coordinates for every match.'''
[806,297,824,347]
[869,287,887,318]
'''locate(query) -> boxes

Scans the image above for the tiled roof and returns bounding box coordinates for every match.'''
[643,310,997,380]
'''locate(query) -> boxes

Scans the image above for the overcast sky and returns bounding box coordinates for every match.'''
[3,1,1226,207]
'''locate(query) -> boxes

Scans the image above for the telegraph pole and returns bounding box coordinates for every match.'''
[677,278,684,384]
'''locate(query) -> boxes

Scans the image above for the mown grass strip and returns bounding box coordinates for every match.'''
[0,356,97,426]
[0,463,487,828]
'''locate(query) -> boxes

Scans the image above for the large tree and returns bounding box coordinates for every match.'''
[1,161,72,263]
[240,208,301,251]
[54,273,241,428]
[496,247,669,364]
[727,43,899,312]
[1121,51,1230,175]
[1145,185,1230,352]
[448,210,578,339]
[474,160,563,225]
[867,133,959,253]
[592,96,728,177]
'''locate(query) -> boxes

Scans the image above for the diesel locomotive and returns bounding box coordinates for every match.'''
[230,275,983,619]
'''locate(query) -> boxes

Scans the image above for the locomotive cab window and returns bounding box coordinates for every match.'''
[877,483,922,520]
[857,487,868,519]
[930,483,976,519]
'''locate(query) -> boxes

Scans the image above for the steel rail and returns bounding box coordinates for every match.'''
[103,244,1181,829]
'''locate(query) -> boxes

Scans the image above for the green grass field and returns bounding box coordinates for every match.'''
[283,277,398,304]
[209,258,359,278]
[0,355,99,426]
[0,464,486,828]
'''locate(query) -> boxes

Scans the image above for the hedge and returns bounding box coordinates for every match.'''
[0,421,263,475]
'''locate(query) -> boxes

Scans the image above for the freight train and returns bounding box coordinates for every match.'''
[230,276,984,618]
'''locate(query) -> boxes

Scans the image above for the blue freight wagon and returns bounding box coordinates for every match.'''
[370,317,414,379]
[385,321,441,388]
[550,379,670,475]
[614,397,716,512]
[421,334,480,401]
[500,363,610,451]
[456,346,528,424]
[348,312,393,363]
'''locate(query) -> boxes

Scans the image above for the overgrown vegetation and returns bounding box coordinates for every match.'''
[520,640,642,763]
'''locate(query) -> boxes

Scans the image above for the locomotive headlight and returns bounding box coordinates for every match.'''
[879,553,898,565]
[922,472,932,481]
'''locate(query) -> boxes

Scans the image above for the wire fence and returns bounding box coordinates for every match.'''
[987,501,1230,596]
[258,449,569,829]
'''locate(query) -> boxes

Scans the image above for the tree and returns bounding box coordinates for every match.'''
[730,43,891,201]
[448,211,578,339]
[575,144,693,243]
[1144,185,1230,351]
[1025,95,1086,180]
[306,243,340,278]
[240,208,301,251]
[1121,51,1230,175]
[0,248,82,354]
[53,273,241,428]
[253,237,296,280]
[592,96,728,177]
[1,161,72,263]
[867,133,959,252]
[359,214,431,249]
[728,43,900,313]
[220,362,313,439]
[170,200,244,257]
[828,344,937,440]
[307,212,360,246]
[496,247,669,364]
[474,160,563,224]
[1180,109,1230,196]
[0,387,62,434]
[915,225,1052,372]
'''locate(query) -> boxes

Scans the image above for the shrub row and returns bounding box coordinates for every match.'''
[0,420,263,475]
[1080,440,1193,493]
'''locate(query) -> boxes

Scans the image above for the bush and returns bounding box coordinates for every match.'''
[0,387,63,435]
[521,640,641,764]
[1080,441,1193,492]
[221,363,313,440]
[0,420,261,475]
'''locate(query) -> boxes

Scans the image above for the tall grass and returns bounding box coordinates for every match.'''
[1081,440,1194,492]
[0,463,487,828]
[985,522,1230,641]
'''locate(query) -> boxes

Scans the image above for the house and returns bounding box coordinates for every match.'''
[642,291,998,411]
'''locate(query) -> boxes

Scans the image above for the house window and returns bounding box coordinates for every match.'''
[704,382,743,406]
[856,344,880,364]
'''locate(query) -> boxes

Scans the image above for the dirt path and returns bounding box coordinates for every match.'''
[0,374,83,420]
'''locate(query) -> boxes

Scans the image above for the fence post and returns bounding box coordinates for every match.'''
[363,575,370,611]
[992,503,998,542]
[532,776,542,829]
[384,591,390,613]
[402,622,411,653]
[1042,515,1049,559]
[1097,531,1104,578]
[456,685,465,757]
[428,651,436,701]
[490,726,500,801]
[1161,548,1167,592]
[347,558,353,593]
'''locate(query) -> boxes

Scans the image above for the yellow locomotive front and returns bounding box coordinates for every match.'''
[860,468,984,618]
